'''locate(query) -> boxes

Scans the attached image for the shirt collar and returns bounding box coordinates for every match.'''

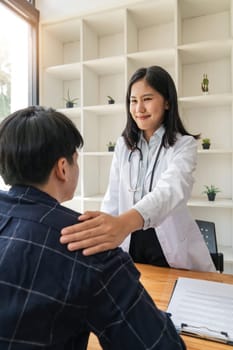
[9,185,58,206]
[139,125,165,144]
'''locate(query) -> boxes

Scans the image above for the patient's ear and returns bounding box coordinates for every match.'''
[55,158,67,181]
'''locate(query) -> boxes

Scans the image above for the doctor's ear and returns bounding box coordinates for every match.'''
[165,101,169,110]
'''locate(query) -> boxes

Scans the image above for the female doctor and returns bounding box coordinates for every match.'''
[61,65,215,272]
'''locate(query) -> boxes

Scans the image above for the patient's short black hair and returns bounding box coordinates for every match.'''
[0,106,83,186]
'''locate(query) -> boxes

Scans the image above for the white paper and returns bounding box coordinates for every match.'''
[167,277,233,343]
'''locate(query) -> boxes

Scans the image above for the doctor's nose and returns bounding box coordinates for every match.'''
[136,101,146,113]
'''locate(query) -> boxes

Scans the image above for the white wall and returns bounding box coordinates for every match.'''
[36,0,140,21]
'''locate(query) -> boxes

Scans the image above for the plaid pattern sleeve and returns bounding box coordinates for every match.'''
[85,252,186,350]
[0,186,186,350]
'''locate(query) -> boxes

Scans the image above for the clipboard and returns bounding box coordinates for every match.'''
[167,277,233,345]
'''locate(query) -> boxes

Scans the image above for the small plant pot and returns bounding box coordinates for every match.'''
[108,146,115,152]
[66,101,75,108]
[108,100,115,104]
[202,143,210,149]
[207,193,216,201]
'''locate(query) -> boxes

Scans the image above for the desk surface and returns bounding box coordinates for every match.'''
[88,264,233,350]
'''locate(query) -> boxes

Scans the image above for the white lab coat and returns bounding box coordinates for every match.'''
[101,130,215,272]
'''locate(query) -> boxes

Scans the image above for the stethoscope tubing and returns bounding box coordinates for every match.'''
[128,136,164,193]
[148,139,164,192]
[128,146,142,192]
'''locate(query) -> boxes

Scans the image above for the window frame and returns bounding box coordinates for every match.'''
[0,0,39,104]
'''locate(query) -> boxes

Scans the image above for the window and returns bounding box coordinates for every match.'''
[0,0,39,120]
[0,0,39,189]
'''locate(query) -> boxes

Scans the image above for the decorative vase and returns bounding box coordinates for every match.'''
[66,101,74,108]
[202,143,210,149]
[207,193,216,201]
[107,96,115,104]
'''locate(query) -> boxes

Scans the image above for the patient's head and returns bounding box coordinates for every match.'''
[0,106,83,198]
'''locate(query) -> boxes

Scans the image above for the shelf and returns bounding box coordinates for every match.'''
[83,103,125,114]
[180,0,230,19]
[128,0,174,28]
[127,0,175,52]
[179,93,233,107]
[197,149,233,154]
[178,40,233,63]
[188,198,233,208]
[58,107,81,116]
[40,0,233,273]
[180,66,231,98]
[82,57,125,106]
[83,9,125,61]
[62,195,82,212]
[179,1,231,45]
[83,195,104,202]
[45,62,81,80]
[219,245,233,263]
[82,110,124,152]
[127,48,176,66]
[84,56,125,75]
[84,9,125,37]
[42,18,81,43]
[83,152,114,156]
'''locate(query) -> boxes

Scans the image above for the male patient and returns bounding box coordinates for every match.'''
[0,106,185,349]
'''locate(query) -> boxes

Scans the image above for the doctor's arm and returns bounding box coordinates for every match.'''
[60,208,143,254]
[60,136,197,255]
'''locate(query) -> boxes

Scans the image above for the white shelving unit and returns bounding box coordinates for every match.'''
[40,0,233,273]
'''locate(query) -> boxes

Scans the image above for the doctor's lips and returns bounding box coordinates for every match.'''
[136,115,151,120]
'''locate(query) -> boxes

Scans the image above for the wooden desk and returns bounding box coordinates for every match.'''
[88,264,233,350]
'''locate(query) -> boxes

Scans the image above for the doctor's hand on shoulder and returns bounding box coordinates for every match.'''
[60,208,143,255]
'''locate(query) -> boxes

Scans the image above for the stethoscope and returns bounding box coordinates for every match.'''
[128,136,164,193]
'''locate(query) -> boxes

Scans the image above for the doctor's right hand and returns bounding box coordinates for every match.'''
[60,209,144,255]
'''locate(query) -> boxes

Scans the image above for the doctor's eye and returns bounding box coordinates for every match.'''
[130,99,137,104]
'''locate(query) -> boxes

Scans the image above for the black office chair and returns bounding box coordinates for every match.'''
[196,220,224,273]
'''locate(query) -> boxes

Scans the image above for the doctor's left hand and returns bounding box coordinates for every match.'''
[60,209,143,255]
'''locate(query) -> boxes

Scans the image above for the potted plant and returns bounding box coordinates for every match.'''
[202,138,211,149]
[201,73,209,94]
[107,96,115,104]
[202,185,221,201]
[64,89,79,108]
[107,141,116,152]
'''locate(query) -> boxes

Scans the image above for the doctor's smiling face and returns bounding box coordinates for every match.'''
[129,78,168,142]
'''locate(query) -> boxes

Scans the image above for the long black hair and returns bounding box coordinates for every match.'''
[122,66,199,149]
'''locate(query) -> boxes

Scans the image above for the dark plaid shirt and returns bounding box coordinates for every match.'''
[0,185,185,350]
